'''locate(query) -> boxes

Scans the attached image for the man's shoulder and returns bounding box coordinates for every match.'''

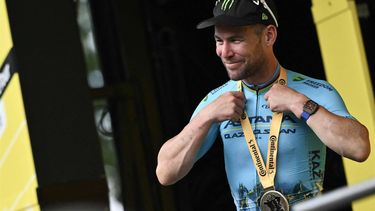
[285,69,351,117]
[286,69,335,93]
[208,80,237,96]
[198,80,236,105]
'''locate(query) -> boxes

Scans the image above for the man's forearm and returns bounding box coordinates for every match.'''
[281,89,371,162]
[306,107,370,162]
[156,110,214,185]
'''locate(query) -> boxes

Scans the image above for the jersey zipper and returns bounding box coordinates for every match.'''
[254,85,262,201]
[254,86,260,135]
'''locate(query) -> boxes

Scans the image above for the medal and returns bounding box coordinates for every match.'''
[260,190,289,211]
[238,67,290,210]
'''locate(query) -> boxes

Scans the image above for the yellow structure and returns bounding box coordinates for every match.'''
[312,0,375,210]
[0,0,40,210]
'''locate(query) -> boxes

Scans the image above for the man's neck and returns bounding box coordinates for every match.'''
[242,63,280,90]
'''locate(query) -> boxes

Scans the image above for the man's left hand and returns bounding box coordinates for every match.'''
[264,84,307,116]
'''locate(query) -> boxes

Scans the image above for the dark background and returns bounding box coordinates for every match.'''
[6,0,374,210]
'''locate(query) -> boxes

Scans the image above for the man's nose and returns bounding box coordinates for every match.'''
[219,43,234,58]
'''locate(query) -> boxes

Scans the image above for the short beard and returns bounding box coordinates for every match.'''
[226,56,265,82]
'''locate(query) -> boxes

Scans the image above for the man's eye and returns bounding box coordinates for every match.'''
[231,39,242,43]
[215,40,223,44]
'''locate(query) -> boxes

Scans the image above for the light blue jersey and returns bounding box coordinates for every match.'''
[192,68,352,210]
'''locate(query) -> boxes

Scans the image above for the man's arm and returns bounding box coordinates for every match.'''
[156,91,245,185]
[303,106,370,162]
[265,84,370,162]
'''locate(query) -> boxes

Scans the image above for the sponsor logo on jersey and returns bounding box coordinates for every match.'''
[303,80,333,91]
[223,114,297,129]
[293,76,305,81]
[309,150,323,180]
[201,82,230,102]
[222,114,298,140]
[261,104,270,109]
[223,128,297,140]
[210,82,229,95]
[201,95,208,102]
[292,75,333,91]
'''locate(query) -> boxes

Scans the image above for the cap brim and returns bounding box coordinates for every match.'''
[196,15,259,29]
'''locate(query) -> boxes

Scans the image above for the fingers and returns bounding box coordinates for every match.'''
[264,95,269,103]
[231,91,245,99]
[229,108,243,122]
[222,91,245,106]
[264,91,269,101]
[231,92,246,122]
[214,91,245,122]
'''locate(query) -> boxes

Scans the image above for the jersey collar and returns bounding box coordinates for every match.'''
[242,63,281,92]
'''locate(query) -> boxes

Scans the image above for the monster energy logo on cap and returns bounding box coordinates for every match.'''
[196,0,279,29]
[220,0,235,11]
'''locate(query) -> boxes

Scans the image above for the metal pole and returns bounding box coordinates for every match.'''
[293,178,375,211]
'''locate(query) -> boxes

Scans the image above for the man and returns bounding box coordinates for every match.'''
[156,0,370,210]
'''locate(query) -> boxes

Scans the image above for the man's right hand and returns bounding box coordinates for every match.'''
[203,91,245,123]
[156,91,245,185]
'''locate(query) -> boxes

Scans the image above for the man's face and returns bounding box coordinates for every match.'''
[214,24,266,81]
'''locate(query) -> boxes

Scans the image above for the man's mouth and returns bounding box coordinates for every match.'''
[224,61,242,70]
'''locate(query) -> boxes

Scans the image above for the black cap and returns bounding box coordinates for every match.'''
[197,0,278,29]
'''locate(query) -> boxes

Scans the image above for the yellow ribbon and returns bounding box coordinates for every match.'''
[237,67,287,190]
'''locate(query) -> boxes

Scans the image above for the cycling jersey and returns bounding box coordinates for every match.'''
[191,66,352,211]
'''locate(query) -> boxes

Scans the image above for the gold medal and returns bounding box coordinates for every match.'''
[260,190,289,211]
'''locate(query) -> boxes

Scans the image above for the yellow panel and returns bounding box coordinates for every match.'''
[0,0,12,62]
[312,0,375,210]
[0,0,39,210]
[16,204,41,211]
[0,74,39,210]
[312,0,348,22]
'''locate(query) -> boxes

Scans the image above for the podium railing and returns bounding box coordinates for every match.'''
[293,178,375,211]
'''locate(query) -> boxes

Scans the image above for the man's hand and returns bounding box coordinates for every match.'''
[203,91,246,122]
[264,84,307,117]
[264,84,370,162]
[157,91,245,185]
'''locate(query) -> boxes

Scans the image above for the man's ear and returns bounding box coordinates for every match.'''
[264,25,277,46]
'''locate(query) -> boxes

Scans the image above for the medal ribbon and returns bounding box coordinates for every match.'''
[237,67,287,190]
